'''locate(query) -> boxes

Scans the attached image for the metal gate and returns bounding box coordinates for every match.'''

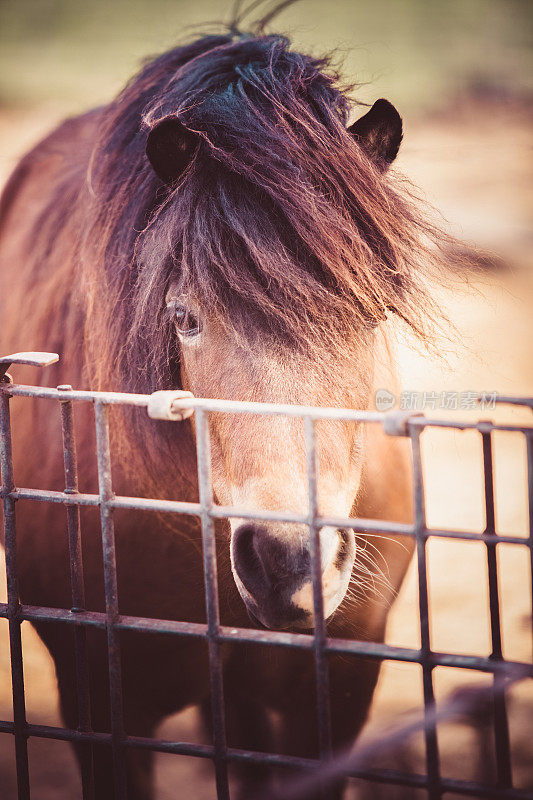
[0,352,532,799]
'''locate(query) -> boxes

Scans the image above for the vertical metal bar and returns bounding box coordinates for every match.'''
[409,425,441,800]
[304,416,332,764]
[194,408,229,800]
[481,430,503,655]
[94,400,127,799]
[0,390,31,799]
[481,429,512,788]
[526,433,533,661]
[58,387,94,800]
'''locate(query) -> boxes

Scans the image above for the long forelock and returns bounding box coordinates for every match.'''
[88,32,451,393]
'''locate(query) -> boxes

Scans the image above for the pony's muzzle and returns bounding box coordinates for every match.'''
[231,523,355,629]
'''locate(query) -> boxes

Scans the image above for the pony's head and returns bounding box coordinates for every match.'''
[87,33,444,629]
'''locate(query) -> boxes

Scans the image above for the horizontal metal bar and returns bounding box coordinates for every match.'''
[3,381,533,434]
[408,416,533,436]
[1,487,530,546]
[1,384,152,407]
[0,603,531,676]
[0,720,530,798]
[0,351,59,369]
[0,382,384,421]
[494,395,533,411]
[0,604,207,636]
[0,719,214,759]
[111,495,200,515]
[0,487,201,515]
[407,527,528,547]
[5,487,100,506]
[212,506,416,536]
[349,771,531,799]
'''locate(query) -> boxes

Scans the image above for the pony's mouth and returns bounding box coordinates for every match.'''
[246,607,264,628]
[245,598,310,631]
[241,529,355,631]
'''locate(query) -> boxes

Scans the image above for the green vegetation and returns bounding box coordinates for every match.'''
[0,0,531,113]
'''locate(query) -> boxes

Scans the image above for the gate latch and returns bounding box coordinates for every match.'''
[381,410,424,437]
[0,351,59,383]
[147,390,195,421]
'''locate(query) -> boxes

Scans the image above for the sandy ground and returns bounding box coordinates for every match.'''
[0,101,532,798]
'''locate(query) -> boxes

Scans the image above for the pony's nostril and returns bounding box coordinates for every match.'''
[232,524,270,597]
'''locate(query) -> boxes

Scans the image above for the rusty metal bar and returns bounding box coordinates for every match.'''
[0,717,531,799]
[493,396,533,411]
[0,389,31,800]
[481,428,513,789]
[410,424,441,800]
[481,430,503,657]
[3,383,385,420]
[4,486,531,547]
[0,352,58,383]
[5,381,533,435]
[0,601,530,677]
[194,407,229,800]
[304,416,332,765]
[58,387,95,800]
[527,433,533,661]
[94,400,127,798]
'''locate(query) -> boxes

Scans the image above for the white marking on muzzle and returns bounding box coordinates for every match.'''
[290,526,353,620]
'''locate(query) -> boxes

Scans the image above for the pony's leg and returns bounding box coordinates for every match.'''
[57,670,158,800]
[67,740,155,800]
[200,682,275,799]
[276,652,382,800]
[45,625,158,800]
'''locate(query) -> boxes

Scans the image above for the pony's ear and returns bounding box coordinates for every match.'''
[146,117,200,185]
[348,99,403,170]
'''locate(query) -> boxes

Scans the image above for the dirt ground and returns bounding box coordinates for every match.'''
[0,101,532,798]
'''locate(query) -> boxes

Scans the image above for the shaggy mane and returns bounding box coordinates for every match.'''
[83,28,450,393]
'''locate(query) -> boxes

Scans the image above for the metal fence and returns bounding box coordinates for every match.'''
[0,352,532,800]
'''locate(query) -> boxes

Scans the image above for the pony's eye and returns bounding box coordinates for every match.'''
[168,302,202,338]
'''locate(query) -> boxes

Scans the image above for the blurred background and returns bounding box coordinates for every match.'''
[0,1,532,797]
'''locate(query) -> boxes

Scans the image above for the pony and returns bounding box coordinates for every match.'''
[0,17,452,800]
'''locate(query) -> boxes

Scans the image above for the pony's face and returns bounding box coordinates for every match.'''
[169,296,372,630]
[145,77,405,629]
